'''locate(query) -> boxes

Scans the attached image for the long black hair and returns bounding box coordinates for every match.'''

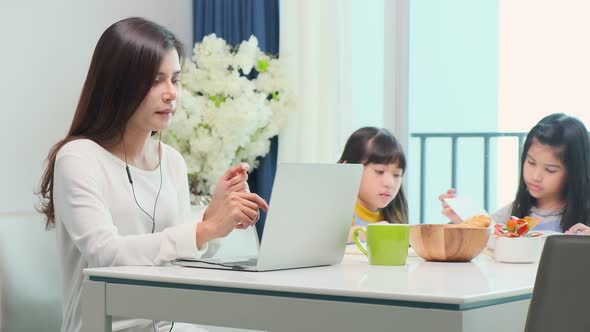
[38,17,185,227]
[512,113,590,231]
[338,127,408,224]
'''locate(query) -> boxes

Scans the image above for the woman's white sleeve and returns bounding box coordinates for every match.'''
[53,151,209,267]
[171,149,220,258]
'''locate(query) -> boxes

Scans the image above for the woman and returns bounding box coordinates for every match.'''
[38,17,268,332]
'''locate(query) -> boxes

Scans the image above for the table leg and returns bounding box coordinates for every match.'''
[82,279,112,332]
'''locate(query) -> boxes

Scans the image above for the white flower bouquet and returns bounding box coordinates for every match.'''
[164,34,293,196]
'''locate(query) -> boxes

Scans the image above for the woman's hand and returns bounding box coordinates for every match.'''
[439,188,463,224]
[566,223,590,235]
[197,192,269,248]
[204,163,251,223]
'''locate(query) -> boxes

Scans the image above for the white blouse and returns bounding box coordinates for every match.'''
[53,139,216,332]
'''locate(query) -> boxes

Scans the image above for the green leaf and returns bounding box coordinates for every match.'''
[209,95,226,107]
[256,59,269,72]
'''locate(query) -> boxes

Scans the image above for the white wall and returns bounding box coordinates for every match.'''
[497,0,590,208]
[0,2,192,330]
[0,0,193,214]
[499,0,590,131]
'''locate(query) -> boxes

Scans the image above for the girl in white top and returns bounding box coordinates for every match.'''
[439,113,590,234]
[38,17,268,332]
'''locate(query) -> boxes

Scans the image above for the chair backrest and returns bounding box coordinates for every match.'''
[525,235,590,332]
[0,213,62,332]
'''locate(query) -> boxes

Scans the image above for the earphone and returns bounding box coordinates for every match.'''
[123,132,163,233]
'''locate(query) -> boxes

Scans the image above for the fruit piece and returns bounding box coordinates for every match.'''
[516,223,529,236]
[494,230,506,237]
[506,219,517,233]
[524,216,540,230]
[461,215,492,228]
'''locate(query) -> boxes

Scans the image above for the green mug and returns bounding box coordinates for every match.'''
[353,224,410,266]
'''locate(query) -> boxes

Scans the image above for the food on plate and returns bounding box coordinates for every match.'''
[494,216,542,237]
[459,214,491,228]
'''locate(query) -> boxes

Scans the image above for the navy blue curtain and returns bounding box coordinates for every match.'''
[193,0,280,239]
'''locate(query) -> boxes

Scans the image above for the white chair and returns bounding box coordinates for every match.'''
[0,209,260,332]
[0,213,62,332]
[525,235,590,332]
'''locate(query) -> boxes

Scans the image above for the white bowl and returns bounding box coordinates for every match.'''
[494,236,543,263]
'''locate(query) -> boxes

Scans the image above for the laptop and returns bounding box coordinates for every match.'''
[172,162,363,271]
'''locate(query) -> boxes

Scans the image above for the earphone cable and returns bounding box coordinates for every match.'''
[151,133,163,232]
[123,134,163,233]
[124,132,171,331]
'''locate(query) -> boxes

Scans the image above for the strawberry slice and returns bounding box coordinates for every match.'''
[494,230,506,237]
[516,223,529,236]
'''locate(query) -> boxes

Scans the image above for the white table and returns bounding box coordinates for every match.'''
[82,254,537,332]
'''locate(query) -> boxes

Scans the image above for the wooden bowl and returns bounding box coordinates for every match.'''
[409,224,490,262]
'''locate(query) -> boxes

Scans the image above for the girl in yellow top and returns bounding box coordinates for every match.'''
[338,127,409,242]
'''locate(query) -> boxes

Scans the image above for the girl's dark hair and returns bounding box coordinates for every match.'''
[512,113,590,231]
[338,127,408,224]
[38,17,185,228]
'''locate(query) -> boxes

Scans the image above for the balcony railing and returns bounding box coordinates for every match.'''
[410,132,528,224]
